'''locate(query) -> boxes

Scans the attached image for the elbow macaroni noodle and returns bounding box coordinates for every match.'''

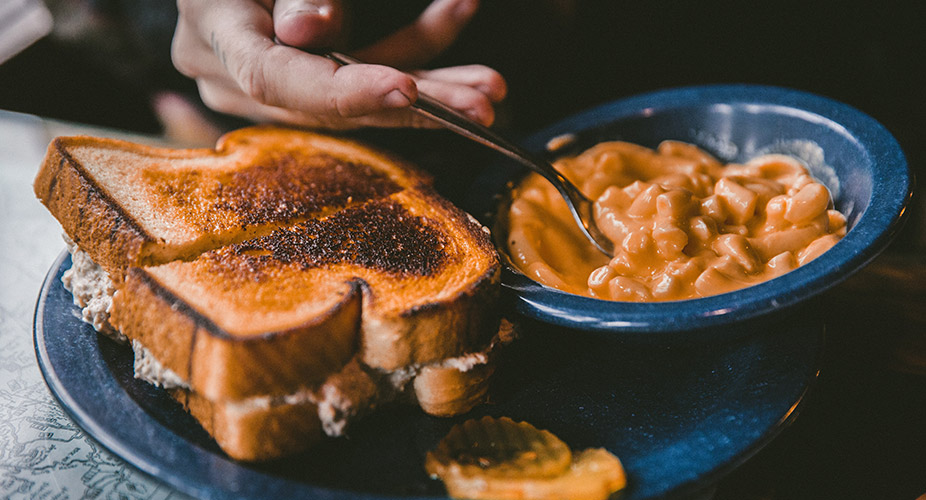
[506,140,847,302]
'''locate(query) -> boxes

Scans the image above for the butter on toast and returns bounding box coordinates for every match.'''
[35,126,505,461]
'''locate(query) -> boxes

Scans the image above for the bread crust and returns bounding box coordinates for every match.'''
[413,318,514,416]
[169,388,323,462]
[35,138,150,283]
[112,267,362,401]
[165,319,504,462]
[359,266,500,369]
[357,188,501,369]
[414,362,495,417]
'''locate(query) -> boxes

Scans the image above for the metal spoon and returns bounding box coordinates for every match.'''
[324,51,615,257]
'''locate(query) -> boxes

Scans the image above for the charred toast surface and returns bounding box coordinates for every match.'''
[41,127,500,393]
[34,127,426,280]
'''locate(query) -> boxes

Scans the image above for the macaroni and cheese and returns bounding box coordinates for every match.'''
[506,140,846,301]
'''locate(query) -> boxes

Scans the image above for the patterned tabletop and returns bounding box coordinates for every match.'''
[0,110,190,499]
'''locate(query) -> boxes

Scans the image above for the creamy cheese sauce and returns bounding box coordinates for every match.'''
[506,141,847,301]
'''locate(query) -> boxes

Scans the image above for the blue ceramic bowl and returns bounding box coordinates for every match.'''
[469,85,911,335]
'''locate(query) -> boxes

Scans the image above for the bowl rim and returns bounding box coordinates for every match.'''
[491,84,913,334]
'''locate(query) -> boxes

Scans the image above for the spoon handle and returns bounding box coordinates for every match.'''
[326,52,569,188]
[325,51,613,256]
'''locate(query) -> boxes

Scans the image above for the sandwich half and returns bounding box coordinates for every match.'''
[35,126,510,461]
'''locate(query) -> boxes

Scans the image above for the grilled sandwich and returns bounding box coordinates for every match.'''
[35,126,509,461]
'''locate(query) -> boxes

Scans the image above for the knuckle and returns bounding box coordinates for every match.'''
[330,66,404,118]
[236,46,299,108]
[331,94,351,118]
[236,57,270,105]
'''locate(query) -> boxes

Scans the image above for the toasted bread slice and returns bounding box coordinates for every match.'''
[169,387,324,462]
[168,320,511,462]
[317,320,514,438]
[110,197,500,400]
[34,127,425,282]
[126,318,510,462]
[111,263,362,401]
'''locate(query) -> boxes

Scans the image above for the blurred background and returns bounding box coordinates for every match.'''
[2,1,924,499]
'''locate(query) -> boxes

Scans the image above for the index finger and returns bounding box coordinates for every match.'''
[196,0,418,117]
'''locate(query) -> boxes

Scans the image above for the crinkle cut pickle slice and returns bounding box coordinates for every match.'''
[426,416,627,500]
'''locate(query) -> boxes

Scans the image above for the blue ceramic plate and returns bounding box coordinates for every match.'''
[466,85,911,335]
[37,251,822,499]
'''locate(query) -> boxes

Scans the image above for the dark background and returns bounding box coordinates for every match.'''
[2,1,924,499]
[4,1,922,239]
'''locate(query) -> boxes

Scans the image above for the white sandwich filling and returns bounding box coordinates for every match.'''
[131,339,191,390]
[62,236,125,342]
[62,240,502,437]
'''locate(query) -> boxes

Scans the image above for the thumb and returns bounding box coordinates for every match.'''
[273,0,344,48]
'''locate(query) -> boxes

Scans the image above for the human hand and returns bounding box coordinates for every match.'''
[171,0,507,129]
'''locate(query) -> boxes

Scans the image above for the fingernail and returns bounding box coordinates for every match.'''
[382,89,413,108]
[465,108,492,126]
[285,5,331,18]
